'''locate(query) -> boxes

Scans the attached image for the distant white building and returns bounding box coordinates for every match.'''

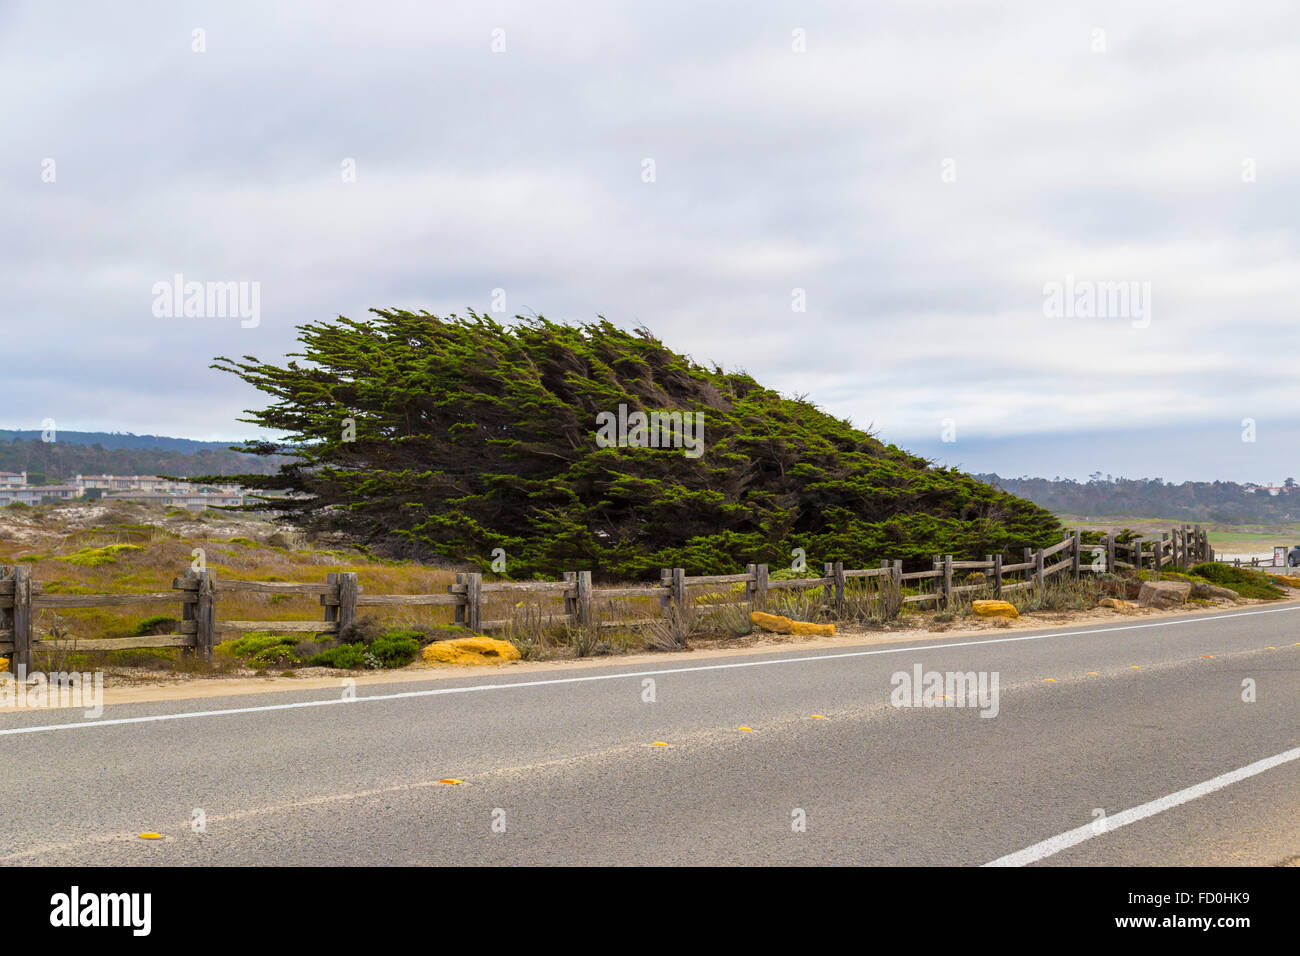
[74,474,242,495]
[0,473,245,508]
[0,484,78,505]
[101,490,244,508]
[1244,482,1293,496]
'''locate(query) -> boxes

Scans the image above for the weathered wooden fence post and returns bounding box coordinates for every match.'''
[1034,548,1045,593]
[12,565,32,674]
[1071,531,1081,582]
[993,554,1003,597]
[465,572,482,632]
[825,560,845,615]
[942,555,953,608]
[1106,534,1115,574]
[196,568,216,660]
[337,571,358,636]
[453,572,468,628]
[563,571,578,620]
[178,569,197,658]
[0,567,10,667]
[576,570,593,627]
[1023,547,1033,585]
[660,568,686,618]
[325,571,340,633]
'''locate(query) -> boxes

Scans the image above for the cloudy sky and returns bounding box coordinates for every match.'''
[4,1,1297,481]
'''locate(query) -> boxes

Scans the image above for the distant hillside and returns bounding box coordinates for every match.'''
[0,429,244,453]
[978,473,1300,524]
[0,435,291,482]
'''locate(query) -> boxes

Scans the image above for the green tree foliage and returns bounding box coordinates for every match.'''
[211,310,1062,579]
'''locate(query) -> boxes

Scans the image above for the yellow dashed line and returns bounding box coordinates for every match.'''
[1044,679,1057,683]
[738,726,753,732]
[1087,671,1098,676]
[809,715,827,720]
[438,778,464,785]
[138,833,162,840]
[651,742,668,747]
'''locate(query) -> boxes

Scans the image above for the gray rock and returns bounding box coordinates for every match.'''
[1190,581,1239,600]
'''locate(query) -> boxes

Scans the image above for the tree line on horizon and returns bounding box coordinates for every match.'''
[0,437,288,483]
[979,473,1300,524]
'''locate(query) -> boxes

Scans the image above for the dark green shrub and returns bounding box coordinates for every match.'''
[227,633,298,657]
[294,637,336,658]
[310,643,368,669]
[248,644,299,668]
[339,617,383,645]
[368,634,420,668]
[1187,563,1283,600]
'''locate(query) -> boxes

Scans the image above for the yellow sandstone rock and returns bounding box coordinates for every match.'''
[749,611,835,637]
[971,600,1019,619]
[0,657,7,673]
[1099,597,1139,612]
[421,636,521,665]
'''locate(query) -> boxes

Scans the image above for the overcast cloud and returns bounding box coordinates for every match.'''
[3,0,1297,481]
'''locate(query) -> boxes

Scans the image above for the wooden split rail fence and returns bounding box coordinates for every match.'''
[0,526,1212,670]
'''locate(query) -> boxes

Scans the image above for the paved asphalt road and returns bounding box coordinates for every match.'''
[1,604,1297,865]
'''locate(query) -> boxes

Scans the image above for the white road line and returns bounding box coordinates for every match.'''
[1,603,1296,737]
[984,745,1300,866]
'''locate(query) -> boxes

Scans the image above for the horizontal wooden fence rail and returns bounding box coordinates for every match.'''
[0,525,1213,667]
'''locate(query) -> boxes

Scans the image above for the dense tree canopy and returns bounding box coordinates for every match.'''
[211,310,1062,580]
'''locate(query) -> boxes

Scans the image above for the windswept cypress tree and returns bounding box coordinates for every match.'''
[211,309,1061,579]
